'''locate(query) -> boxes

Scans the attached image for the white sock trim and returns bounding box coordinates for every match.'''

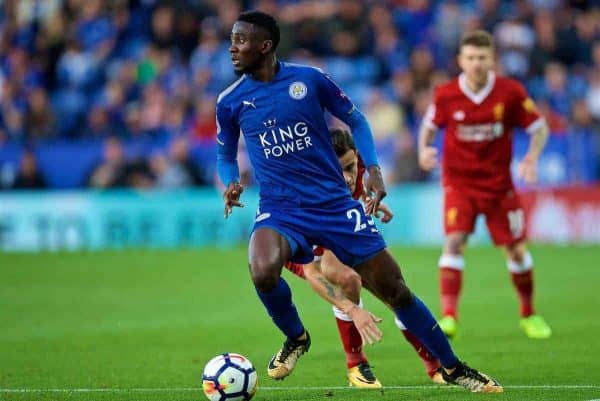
[507,251,533,273]
[332,298,363,321]
[394,317,407,330]
[438,254,465,270]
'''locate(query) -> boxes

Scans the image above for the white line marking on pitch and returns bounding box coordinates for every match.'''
[1,385,599,393]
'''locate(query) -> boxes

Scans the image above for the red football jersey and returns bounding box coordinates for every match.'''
[353,155,366,201]
[424,72,544,199]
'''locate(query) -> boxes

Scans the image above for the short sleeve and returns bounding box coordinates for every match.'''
[423,87,446,129]
[511,81,544,134]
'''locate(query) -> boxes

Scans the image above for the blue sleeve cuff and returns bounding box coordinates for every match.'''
[217,155,240,186]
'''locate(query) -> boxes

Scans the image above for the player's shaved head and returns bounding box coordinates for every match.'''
[237,11,280,51]
[460,30,495,51]
[330,128,356,157]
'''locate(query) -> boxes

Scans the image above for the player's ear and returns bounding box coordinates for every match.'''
[457,52,464,70]
[261,39,273,54]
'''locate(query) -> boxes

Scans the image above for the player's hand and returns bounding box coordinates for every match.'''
[518,156,538,184]
[223,182,244,218]
[347,305,383,345]
[366,199,394,223]
[419,146,438,171]
[364,166,387,217]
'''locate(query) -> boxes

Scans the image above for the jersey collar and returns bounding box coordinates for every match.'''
[458,71,496,105]
[245,60,284,83]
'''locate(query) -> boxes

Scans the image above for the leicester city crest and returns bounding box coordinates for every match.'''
[289,81,308,100]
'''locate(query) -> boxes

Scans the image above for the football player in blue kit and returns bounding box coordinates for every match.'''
[216,10,503,393]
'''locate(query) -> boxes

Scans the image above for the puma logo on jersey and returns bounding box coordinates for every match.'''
[453,110,465,121]
[242,99,256,108]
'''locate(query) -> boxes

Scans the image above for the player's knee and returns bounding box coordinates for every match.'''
[445,235,465,255]
[249,259,280,292]
[388,280,413,309]
[338,270,361,301]
[505,243,526,263]
[507,251,523,264]
[250,268,279,292]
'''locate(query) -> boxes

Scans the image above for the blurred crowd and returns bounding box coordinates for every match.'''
[0,0,599,190]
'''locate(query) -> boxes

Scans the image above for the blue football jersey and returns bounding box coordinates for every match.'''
[216,61,357,207]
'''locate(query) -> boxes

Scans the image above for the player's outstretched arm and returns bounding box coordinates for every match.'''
[216,97,243,218]
[338,109,386,214]
[303,262,383,345]
[315,71,385,214]
[339,108,386,214]
[418,124,438,171]
[518,120,549,184]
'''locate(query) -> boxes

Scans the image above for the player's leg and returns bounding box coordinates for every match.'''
[250,227,301,335]
[330,240,442,382]
[355,250,458,367]
[438,190,476,338]
[284,256,380,387]
[394,317,445,384]
[438,232,468,338]
[485,194,551,339]
[317,201,501,392]
[503,241,552,339]
[503,241,535,317]
[250,228,311,379]
[320,251,381,388]
[355,249,502,393]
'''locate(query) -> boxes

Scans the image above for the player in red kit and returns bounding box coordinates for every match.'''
[284,128,445,388]
[418,30,552,340]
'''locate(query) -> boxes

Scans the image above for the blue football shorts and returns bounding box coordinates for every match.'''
[252,198,386,267]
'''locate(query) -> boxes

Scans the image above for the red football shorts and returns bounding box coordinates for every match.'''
[443,187,526,245]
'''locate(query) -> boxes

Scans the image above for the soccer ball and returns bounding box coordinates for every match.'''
[202,353,257,401]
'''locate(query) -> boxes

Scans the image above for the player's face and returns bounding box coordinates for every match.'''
[338,150,359,192]
[458,45,494,86]
[229,21,269,75]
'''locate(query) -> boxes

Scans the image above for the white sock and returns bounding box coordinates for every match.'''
[332,298,363,321]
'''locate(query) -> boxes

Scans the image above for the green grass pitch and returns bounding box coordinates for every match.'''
[1,245,600,401]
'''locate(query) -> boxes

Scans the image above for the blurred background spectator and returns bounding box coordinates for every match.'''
[0,0,598,189]
[6,148,47,189]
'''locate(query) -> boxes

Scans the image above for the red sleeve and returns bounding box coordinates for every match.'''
[352,156,366,200]
[511,81,543,133]
[284,261,306,279]
[423,86,446,129]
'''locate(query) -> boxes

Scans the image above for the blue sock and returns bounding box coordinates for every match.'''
[256,277,305,339]
[394,295,459,367]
